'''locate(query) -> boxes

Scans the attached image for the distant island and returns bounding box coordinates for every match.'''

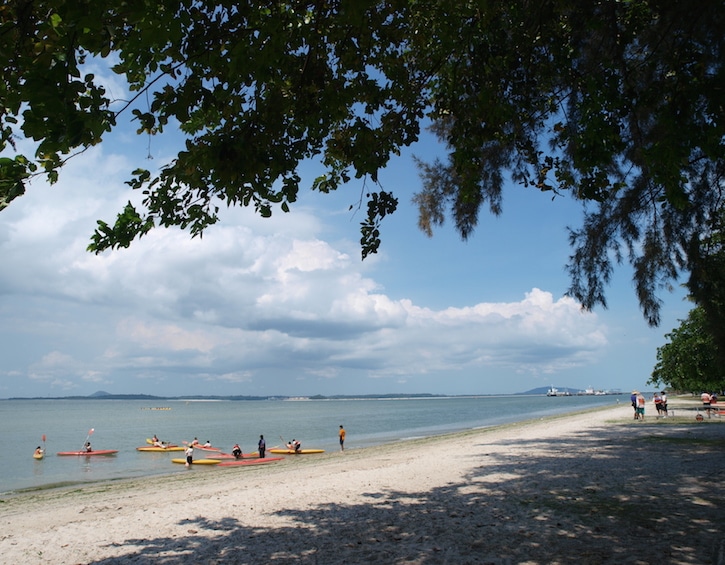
[4,391,447,401]
[4,388,622,401]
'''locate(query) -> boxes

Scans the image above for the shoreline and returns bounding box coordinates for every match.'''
[2,394,626,495]
[2,403,723,564]
[2,403,619,499]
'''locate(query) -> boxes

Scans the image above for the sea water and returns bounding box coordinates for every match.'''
[0,394,626,494]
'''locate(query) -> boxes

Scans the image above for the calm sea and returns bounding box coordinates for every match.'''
[0,395,626,494]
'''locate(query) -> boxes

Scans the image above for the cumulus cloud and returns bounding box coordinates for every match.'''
[0,130,612,397]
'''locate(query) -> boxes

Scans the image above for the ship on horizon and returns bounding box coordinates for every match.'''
[546,386,572,397]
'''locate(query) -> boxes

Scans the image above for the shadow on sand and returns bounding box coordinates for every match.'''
[88,420,724,564]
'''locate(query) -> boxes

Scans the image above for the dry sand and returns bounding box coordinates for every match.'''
[1,402,723,564]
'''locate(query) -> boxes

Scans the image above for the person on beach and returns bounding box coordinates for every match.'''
[287,439,301,453]
[636,393,646,420]
[232,444,242,459]
[630,391,638,419]
[653,392,663,416]
[703,392,719,416]
[339,425,346,451]
[185,445,194,466]
[660,391,668,416]
[84,441,92,452]
[258,435,266,458]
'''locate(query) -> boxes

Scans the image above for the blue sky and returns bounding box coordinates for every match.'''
[0,68,690,398]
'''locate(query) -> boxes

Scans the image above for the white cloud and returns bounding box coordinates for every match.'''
[0,128,616,398]
[116,318,218,353]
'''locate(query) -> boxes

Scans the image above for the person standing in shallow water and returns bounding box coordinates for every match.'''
[339,425,346,451]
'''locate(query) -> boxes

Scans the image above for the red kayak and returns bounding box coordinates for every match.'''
[208,452,258,460]
[217,457,284,467]
[193,445,222,452]
[57,450,118,456]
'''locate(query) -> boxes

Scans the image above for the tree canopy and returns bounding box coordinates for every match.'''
[649,306,724,394]
[1,1,724,332]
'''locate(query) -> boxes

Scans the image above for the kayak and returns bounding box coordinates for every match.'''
[33,451,44,460]
[57,450,118,456]
[269,448,325,455]
[145,439,178,447]
[193,445,222,452]
[136,446,185,452]
[171,458,220,465]
[217,457,284,467]
[208,452,258,460]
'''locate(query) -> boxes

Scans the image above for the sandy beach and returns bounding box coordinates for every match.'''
[1,402,723,564]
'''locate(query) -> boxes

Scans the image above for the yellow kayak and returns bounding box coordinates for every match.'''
[269,448,325,455]
[171,458,220,465]
[145,438,178,447]
[137,445,185,452]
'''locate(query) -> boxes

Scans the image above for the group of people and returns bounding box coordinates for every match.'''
[230,434,267,459]
[179,425,347,466]
[189,438,213,448]
[286,439,302,452]
[183,434,268,466]
[630,390,668,420]
[630,390,725,421]
[286,424,346,453]
[653,391,668,416]
[151,435,167,448]
[701,391,720,417]
[701,391,718,406]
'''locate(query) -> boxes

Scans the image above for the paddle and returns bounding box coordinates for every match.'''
[42,433,46,455]
[81,428,94,452]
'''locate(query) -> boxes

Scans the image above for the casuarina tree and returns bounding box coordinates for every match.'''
[1,1,723,341]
